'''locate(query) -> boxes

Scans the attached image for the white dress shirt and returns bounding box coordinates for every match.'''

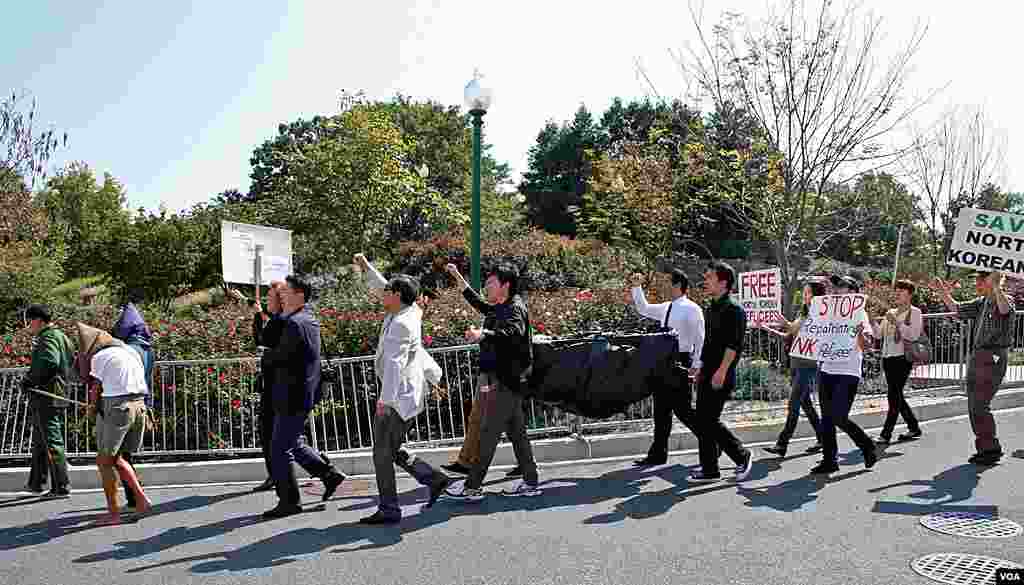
[631,287,706,369]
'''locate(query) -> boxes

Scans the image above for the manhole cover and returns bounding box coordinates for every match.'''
[920,512,1023,539]
[911,553,1022,585]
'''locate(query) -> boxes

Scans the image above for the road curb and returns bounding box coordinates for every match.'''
[3,389,1022,492]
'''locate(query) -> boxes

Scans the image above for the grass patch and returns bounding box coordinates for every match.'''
[50,276,107,304]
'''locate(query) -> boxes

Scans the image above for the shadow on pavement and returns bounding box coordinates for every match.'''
[867,462,1000,517]
[0,489,252,553]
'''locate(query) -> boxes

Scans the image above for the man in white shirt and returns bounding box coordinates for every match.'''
[625,269,706,466]
[812,276,879,475]
[358,273,451,525]
[76,323,152,526]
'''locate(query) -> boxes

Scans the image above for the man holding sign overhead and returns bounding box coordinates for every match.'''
[934,270,1015,466]
[791,275,878,475]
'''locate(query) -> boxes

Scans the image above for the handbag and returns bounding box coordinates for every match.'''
[899,308,932,364]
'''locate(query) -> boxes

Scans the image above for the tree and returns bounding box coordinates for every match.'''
[263,105,461,272]
[661,0,928,311]
[903,106,1007,275]
[38,162,131,277]
[0,173,65,321]
[1,90,67,188]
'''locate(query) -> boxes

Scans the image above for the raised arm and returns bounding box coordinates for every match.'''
[354,253,388,291]
[445,263,493,315]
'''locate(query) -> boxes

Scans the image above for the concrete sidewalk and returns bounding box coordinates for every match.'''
[3,388,1022,492]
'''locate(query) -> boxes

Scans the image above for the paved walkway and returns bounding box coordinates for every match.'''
[1,409,1021,585]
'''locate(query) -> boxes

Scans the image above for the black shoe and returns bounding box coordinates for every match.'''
[41,489,71,500]
[262,504,302,519]
[897,431,922,442]
[810,461,839,475]
[252,478,275,493]
[805,443,823,454]
[969,449,1003,466]
[864,449,878,469]
[360,511,400,525]
[441,462,471,475]
[321,472,345,502]
[874,436,891,446]
[633,456,667,467]
[763,445,787,457]
[24,484,45,494]
[688,470,721,483]
[427,478,452,508]
[504,466,524,478]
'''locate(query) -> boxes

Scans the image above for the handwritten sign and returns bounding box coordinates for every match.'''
[947,208,1024,276]
[789,294,867,362]
[221,221,293,285]
[738,268,783,327]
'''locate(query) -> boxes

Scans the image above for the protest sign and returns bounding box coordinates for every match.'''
[738,268,784,327]
[220,221,293,285]
[947,208,1024,276]
[789,294,868,362]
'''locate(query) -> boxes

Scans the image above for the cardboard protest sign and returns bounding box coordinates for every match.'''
[789,294,867,362]
[738,268,784,327]
[947,208,1024,276]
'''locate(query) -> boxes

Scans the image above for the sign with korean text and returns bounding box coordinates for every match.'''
[788,294,868,362]
[947,208,1024,276]
[738,268,783,327]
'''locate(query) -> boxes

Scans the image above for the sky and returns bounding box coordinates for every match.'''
[4,0,1022,213]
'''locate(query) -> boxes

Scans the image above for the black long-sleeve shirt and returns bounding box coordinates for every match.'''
[700,294,747,375]
[462,288,532,391]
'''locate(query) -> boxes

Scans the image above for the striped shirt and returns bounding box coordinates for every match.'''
[957,296,1017,350]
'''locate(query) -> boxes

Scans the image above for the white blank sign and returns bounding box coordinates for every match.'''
[220,221,293,285]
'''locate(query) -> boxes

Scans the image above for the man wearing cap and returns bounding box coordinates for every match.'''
[625,269,706,466]
[260,275,346,519]
[935,270,1016,466]
[811,275,878,475]
[76,323,152,524]
[20,305,74,498]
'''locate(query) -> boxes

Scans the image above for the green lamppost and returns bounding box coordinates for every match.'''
[464,69,493,291]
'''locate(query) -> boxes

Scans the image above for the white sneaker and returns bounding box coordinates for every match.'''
[734,451,754,482]
[501,480,541,497]
[444,479,484,502]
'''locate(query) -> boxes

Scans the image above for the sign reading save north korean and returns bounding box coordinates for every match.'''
[947,208,1024,276]
[788,294,868,362]
[738,268,784,327]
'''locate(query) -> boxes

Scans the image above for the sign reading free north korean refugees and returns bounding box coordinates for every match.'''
[738,268,784,327]
[789,294,868,362]
[947,208,1024,276]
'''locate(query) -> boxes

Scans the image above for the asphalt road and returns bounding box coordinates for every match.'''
[1,409,1022,585]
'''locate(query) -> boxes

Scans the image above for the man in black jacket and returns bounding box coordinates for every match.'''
[443,263,540,501]
[261,275,345,519]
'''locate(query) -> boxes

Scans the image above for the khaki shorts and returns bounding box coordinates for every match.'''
[96,396,148,457]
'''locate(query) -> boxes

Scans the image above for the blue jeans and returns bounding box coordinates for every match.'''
[775,367,822,447]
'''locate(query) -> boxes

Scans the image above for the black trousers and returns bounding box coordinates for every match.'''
[880,356,920,439]
[695,373,748,475]
[648,354,698,459]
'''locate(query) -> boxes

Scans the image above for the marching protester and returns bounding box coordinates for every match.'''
[76,323,152,525]
[934,270,1016,466]
[357,268,451,524]
[260,275,346,519]
[689,261,754,483]
[757,280,827,457]
[110,288,155,509]
[874,280,924,445]
[811,275,878,475]
[20,305,74,498]
[625,269,705,466]
[444,262,541,500]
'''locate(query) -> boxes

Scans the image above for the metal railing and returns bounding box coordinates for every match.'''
[2,311,1019,461]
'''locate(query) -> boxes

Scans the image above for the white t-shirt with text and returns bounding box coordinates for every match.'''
[90,345,149,398]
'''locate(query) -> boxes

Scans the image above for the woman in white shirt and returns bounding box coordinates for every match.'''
[873,279,923,444]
